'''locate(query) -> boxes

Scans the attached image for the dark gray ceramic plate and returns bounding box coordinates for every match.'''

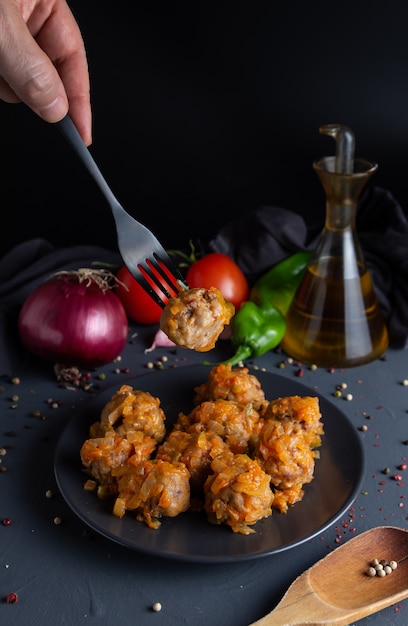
[54,364,364,562]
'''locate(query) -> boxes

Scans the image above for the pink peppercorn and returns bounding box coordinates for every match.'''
[2,518,11,526]
[6,592,18,603]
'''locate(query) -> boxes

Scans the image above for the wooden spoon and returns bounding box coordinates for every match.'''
[250,526,408,625]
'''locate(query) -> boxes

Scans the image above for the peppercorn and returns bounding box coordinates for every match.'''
[6,592,18,603]
[367,558,398,577]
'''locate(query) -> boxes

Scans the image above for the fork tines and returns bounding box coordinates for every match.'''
[134,252,187,309]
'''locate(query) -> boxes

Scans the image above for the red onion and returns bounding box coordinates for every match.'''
[18,269,129,368]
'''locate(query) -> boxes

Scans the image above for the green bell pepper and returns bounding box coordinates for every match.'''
[224,251,311,366]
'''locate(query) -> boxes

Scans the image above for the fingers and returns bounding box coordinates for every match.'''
[6,50,69,121]
[0,3,68,112]
[35,1,92,144]
[0,0,91,145]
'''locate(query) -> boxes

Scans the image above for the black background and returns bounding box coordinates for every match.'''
[2,0,408,257]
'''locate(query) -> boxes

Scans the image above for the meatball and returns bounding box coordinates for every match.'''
[90,385,166,444]
[112,459,191,529]
[175,398,260,454]
[204,452,273,535]
[80,432,133,488]
[254,395,324,513]
[160,286,234,352]
[260,395,323,448]
[255,418,316,490]
[194,363,266,411]
[156,428,229,493]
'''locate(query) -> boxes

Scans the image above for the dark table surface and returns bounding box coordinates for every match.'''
[1,322,408,626]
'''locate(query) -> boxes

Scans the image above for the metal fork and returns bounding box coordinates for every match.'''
[56,114,188,308]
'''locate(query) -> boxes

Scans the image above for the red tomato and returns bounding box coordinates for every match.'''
[115,265,163,324]
[186,253,249,309]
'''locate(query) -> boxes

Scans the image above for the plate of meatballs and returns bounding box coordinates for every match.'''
[54,363,364,562]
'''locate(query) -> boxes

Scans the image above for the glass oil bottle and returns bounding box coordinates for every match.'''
[281,124,389,368]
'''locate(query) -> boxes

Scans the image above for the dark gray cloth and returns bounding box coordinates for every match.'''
[209,186,408,349]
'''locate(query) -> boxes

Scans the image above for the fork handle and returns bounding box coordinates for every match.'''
[56,114,118,208]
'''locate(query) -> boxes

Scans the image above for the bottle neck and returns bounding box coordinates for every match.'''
[324,200,356,231]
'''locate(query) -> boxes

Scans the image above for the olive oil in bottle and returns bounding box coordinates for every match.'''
[282,259,389,367]
[281,124,388,368]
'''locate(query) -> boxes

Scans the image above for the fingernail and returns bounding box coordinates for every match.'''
[39,95,68,122]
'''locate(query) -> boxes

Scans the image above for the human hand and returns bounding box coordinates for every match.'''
[0,0,91,145]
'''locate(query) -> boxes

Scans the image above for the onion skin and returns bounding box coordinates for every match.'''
[18,271,129,368]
